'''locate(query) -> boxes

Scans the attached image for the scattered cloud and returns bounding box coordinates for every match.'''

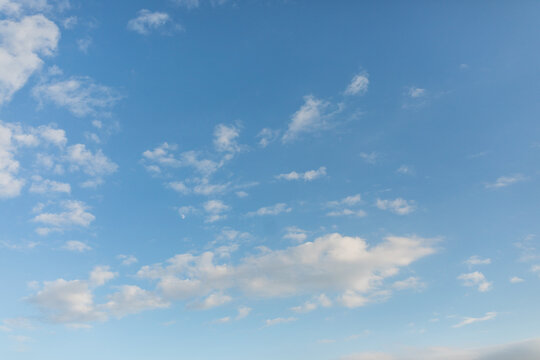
[457,272,492,292]
[137,233,436,307]
[62,240,91,252]
[344,72,369,96]
[29,175,70,194]
[257,128,280,148]
[0,14,60,105]
[359,152,379,164]
[375,198,416,215]
[247,203,291,216]
[452,312,497,328]
[465,256,491,266]
[127,9,180,35]
[275,166,326,181]
[283,226,308,243]
[392,276,425,291]
[33,200,95,235]
[203,199,229,223]
[291,294,332,313]
[396,165,414,175]
[265,317,297,327]
[33,75,122,117]
[510,276,524,284]
[117,254,138,266]
[408,87,426,98]
[282,95,332,143]
[485,174,527,189]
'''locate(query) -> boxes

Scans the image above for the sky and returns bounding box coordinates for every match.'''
[1,0,540,359]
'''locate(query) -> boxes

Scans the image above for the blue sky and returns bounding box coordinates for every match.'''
[1,0,540,359]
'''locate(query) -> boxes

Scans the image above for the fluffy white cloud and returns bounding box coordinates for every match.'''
[33,200,95,234]
[275,166,326,181]
[247,203,291,216]
[457,271,492,292]
[28,266,167,325]
[283,226,308,243]
[344,73,369,96]
[104,285,169,318]
[117,254,138,266]
[62,240,91,252]
[485,174,527,189]
[65,143,117,184]
[127,9,173,35]
[28,278,106,324]
[188,292,232,310]
[137,233,436,307]
[33,76,122,117]
[342,337,540,360]
[203,199,229,222]
[282,95,331,142]
[29,175,70,194]
[213,123,240,154]
[465,256,491,266]
[327,194,362,207]
[0,14,59,105]
[89,265,117,286]
[375,198,416,215]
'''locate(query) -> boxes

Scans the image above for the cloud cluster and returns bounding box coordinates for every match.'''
[137,233,436,309]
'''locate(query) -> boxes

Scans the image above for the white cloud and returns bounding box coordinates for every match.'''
[65,144,117,185]
[465,256,491,266]
[172,0,200,8]
[265,317,297,327]
[33,200,95,234]
[283,226,308,243]
[486,174,527,189]
[392,276,425,291]
[532,264,540,276]
[510,276,524,283]
[257,128,280,148]
[0,14,59,105]
[76,37,92,53]
[375,198,416,215]
[29,175,70,194]
[457,271,492,292]
[28,266,167,325]
[137,233,436,307]
[344,72,369,96]
[213,123,240,154]
[188,292,231,310]
[452,312,497,328]
[247,203,291,216]
[275,166,326,181]
[203,199,229,223]
[359,152,379,164]
[104,285,169,318]
[342,336,540,360]
[327,194,362,207]
[33,76,122,117]
[127,9,173,35]
[28,278,107,324]
[291,294,332,313]
[117,254,138,266]
[282,95,331,143]
[89,265,117,286]
[0,122,25,198]
[62,240,91,252]
[326,209,367,217]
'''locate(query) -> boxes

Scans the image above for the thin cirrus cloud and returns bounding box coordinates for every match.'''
[485,174,527,189]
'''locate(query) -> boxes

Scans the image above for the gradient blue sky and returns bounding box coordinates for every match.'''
[1,1,540,359]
